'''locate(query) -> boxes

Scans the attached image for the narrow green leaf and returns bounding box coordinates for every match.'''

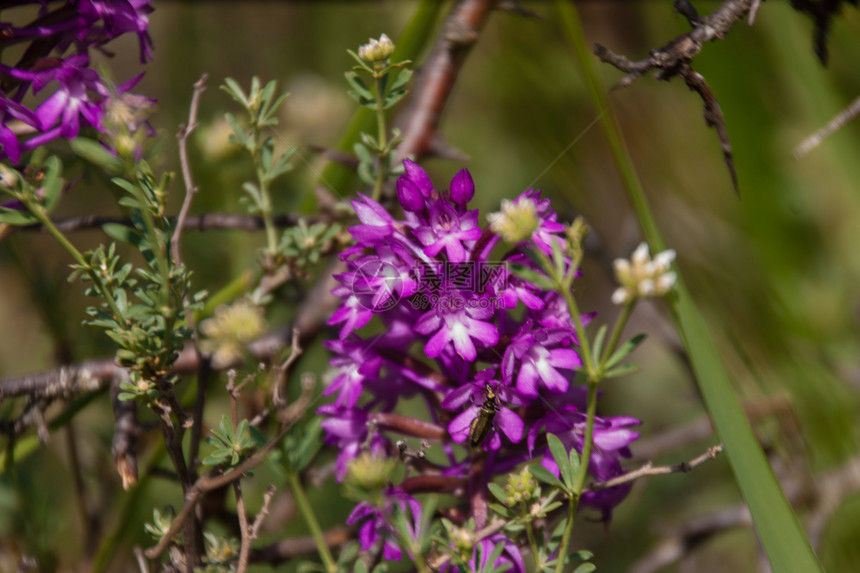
[41,155,63,212]
[487,482,507,503]
[547,433,573,490]
[528,463,563,489]
[604,333,646,370]
[603,362,639,379]
[102,222,142,247]
[0,207,37,225]
[591,324,607,369]
[69,137,122,172]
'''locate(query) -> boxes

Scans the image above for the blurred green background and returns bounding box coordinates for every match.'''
[1,1,860,571]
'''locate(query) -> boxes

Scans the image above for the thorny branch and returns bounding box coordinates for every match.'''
[594,0,757,192]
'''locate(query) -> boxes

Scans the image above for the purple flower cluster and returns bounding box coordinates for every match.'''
[322,160,641,556]
[0,1,153,162]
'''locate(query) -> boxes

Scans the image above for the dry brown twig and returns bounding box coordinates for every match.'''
[795,93,860,158]
[594,0,758,192]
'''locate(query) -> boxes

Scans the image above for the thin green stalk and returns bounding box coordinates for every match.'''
[372,71,389,201]
[286,468,336,572]
[520,501,541,570]
[555,487,577,573]
[599,300,634,366]
[253,150,279,257]
[554,2,824,571]
[30,205,125,324]
[560,286,595,380]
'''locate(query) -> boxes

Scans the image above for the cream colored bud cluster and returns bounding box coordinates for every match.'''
[200,299,266,365]
[487,197,539,244]
[358,33,395,63]
[611,242,677,305]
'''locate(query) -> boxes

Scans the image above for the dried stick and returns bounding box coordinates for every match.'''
[250,525,353,565]
[794,93,860,158]
[587,444,723,492]
[273,328,302,407]
[174,75,211,486]
[235,484,276,573]
[594,0,757,192]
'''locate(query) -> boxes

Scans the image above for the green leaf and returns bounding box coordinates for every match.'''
[0,207,37,226]
[344,71,374,101]
[603,362,639,379]
[487,482,507,504]
[102,223,143,247]
[604,333,646,370]
[487,502,510,518]
[69,137,122,172]
[528,464,562,489]
[547,434,573,490]
[572,563,596,573]
[591,325,607,370]
[221,77,249,107]
[41,155,63,212]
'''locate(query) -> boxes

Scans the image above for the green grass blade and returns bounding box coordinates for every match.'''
[554,2,824,571]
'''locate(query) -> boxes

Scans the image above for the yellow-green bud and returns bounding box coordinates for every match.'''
[503,466,538,506]
[200,299,266,365]
[358,33,395,63]
[450,526,476,555]
[345,452,397,492]
[487,198,539,244]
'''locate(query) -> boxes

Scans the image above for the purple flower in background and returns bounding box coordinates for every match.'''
[347,489,423,561]
[0,1,154,161]
[320,158,641,535]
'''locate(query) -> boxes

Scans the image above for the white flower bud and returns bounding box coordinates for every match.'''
[358,33,395,62]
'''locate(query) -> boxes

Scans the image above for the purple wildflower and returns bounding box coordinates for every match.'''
[320,159,641,543]
[0,1,154,160]
[347,488,423,561]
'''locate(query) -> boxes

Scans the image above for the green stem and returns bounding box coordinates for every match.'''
[253,149,279,257]
[521,501,541,570]
[599,299,635,367]
[286,469,336,572]
[31,206,125,324]
[555,380,598,573]
[555,490,577,573]
[372,70,389,202]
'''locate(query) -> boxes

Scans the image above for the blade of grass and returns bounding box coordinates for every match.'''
[554,2,823,571]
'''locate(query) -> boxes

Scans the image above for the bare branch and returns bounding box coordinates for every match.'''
[172,73,208,276]
[587,444,723,492]
[236,484,276,573]
[273,328,302,407]
[795,93,860,158]
[250,526,353,565]
[594,0,756,192]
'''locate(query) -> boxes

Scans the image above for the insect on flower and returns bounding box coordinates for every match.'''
[469,384,500,448]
